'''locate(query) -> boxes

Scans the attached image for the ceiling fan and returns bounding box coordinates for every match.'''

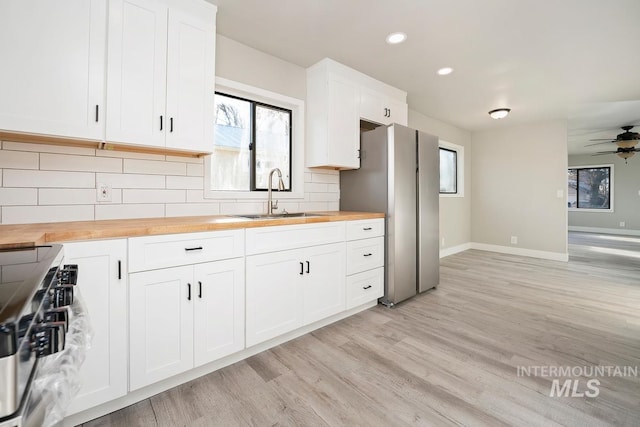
[586,125,639,163]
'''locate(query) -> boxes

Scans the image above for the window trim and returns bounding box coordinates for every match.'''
[439,140,464,198]
[204,78,305,200]
[567,164,614,213]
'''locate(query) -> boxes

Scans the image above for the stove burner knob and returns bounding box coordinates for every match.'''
[58,264,78,285]
[31,321,66,357]
[43,307,72,333]
[52,285,74,308]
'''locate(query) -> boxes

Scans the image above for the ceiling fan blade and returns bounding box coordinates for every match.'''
[592,152,615,155]
[585,141,615,146]
[588,138,616,141]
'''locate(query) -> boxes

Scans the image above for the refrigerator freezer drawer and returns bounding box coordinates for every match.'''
[346,218,384,241]
[346,267,384,309]
[346,236,384,275]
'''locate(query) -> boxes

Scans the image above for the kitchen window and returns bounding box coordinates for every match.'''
[439,141,464,197]
[568,165,613,211]
[204,78,305,200]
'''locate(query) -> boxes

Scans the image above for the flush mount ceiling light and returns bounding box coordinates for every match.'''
[437,67,454,76]
[386,32,407,45]
[488,108,511,119]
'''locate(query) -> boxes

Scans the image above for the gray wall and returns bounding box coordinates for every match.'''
[408,109,472,251]
[471,120,568,255]
[568,153,640,232]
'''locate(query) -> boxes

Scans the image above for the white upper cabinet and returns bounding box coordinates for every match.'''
[0,0,107,140]
[107,0,216,153]
[306,58,408,169]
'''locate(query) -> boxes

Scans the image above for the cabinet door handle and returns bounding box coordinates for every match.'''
[357,149,361,159]
[160,115,163,131]
[198,281,202,299]
[363,285,372,290]
[388,108,391,118]
[187,283,191,301]
[306,260,310,274]
[185,246,203,252]
[117,260,122,280]
[363,253,373,257]
[170,117,174,132]
[363,227,372,231]
[95,105,99,122]
[299,262,304,275]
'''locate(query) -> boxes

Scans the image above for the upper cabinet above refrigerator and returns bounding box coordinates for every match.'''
[305,58,408,170]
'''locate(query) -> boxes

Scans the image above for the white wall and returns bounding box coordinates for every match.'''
[471,120,568,258]
[0,35,339,224]
[568,153,640,232]
[408,110,472,253]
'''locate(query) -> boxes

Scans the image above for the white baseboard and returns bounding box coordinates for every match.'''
[439,243,472,258]
[568,226,640,237]
[470,242,569,262]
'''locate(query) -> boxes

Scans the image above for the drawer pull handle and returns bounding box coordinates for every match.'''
[363,253,373,257]
[300,262,304,275]
[363,227,372,231]
[363,285,372,290]
[185,246,203,252]
[306,260,310,274]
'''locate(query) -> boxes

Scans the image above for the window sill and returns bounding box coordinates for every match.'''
[440,193,464,198]
[568,208,614,213]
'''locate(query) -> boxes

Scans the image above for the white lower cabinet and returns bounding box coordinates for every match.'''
[246,242,346,347]
[129,257,244,390]
[63,239,128,415]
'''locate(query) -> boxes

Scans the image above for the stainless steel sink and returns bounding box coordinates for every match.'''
[234,212,325,220]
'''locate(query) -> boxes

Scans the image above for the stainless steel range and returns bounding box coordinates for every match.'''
[0,244,83,427]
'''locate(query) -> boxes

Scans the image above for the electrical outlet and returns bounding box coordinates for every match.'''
[441,238,445,248]
[97,183,112,202]
[510,236,518,245]
[619,221,626,228]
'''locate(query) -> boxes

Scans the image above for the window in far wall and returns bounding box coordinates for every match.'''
[567,166,612,210]
[211,92,292,192]
[439,147,458,194]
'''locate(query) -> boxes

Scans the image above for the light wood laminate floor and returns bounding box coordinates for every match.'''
[83,233,640,426]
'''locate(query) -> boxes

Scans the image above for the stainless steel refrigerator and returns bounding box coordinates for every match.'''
[340,123,440,306]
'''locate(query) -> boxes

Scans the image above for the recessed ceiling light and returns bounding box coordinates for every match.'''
[437,67,454,76]
[488,108,511,119]
[386,32,407,45]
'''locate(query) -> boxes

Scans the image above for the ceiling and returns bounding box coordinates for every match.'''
[207,0,640,154]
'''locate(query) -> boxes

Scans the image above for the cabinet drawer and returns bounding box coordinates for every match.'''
[346,236,384,275]
[129,230,244,272]
[346,218,384,241]
[245,221,345,255]
[347,267,383,309]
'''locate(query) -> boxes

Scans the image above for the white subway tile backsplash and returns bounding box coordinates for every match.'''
[166,176,204,190]
[166,155,203,164]
[96,173,165,189]
[0,150,39,169]
[96,149,166,161]
[124,159,186,175]
[165,203,221,217]
[38,188,123,205]
[2,141,96,156]
[122,189,185,204]
[187,163,204,176]
[327,201,339,211]
[0,188,38,206]
[310,172,339,184]
[3,170,95,188]
[2,205,94,224]
[95,204,165,220]
[0,141,341,224]
[40,153,122,173]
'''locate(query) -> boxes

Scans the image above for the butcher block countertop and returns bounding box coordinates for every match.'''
[0,211,385,250]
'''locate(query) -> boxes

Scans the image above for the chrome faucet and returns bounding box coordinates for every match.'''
[267,168,285,214]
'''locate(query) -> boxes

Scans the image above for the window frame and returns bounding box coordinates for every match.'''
[204,78,305,200]
[439,140,464,198]
[567,164,614,213]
